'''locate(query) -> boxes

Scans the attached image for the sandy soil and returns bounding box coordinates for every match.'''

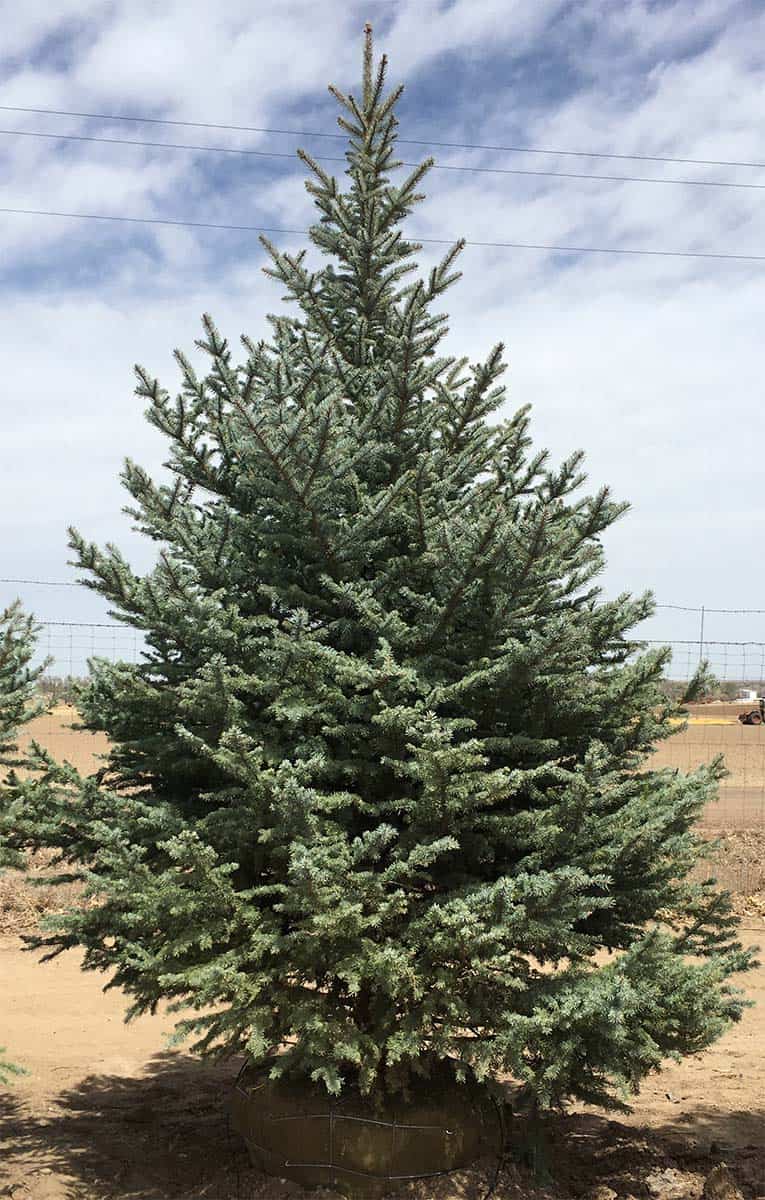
[16,706,110,778]
[1,932,763,1200]
[652,721,765,789]
[19,705,765,829]
[649,719,765,829]
[2,706,764,1199]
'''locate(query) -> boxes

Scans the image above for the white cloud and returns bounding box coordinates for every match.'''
[0,1,107,61]
[381,0,569,76]
[1,0,764,662]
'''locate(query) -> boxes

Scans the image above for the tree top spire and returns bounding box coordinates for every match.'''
[363,22,375,109]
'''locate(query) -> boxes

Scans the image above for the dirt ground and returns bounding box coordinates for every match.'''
[16,706,110,778]
[19,704,765,829]
[649,715,765,830]
[2,932,763,1200]
[2,705,764,1199]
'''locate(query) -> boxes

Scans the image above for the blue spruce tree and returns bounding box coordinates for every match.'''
[2,30,752,1109]
[0,601,47,1082]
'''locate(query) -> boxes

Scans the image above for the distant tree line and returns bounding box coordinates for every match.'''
[659,679,761,703]
[34,674,759,709]
[36,675,88,706]
[36,673,764,709]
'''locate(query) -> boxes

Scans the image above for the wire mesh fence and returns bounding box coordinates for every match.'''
[645,638,765,831]
[16,621,765,830]
[35,619,142,680]
[17,620,141,775]
[647,637,765,696]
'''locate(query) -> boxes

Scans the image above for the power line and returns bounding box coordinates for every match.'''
[3,125,765,192]
[6,577,765,615]
[39,619,123,628]
[707,608,765,615]
[3,103,765,173]
[646,639,765,647]
[0,577,80,587]
[31,627,765,641]
[655,603,703,612]
[3,204,765,263]
[656,603,765,615]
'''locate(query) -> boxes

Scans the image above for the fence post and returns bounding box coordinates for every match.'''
[699,605,705,665]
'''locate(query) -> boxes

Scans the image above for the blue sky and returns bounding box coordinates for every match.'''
[2,0,765,677]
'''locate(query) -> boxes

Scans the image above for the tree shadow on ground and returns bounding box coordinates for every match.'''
[0,1052,264,1200]
[1,1059,764,1200]
[545,1108,765,1198]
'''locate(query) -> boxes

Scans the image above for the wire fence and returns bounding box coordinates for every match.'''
[648,638,765,693]
[35,619,142,680]
[31,620,765,693]
[15,618,765,835]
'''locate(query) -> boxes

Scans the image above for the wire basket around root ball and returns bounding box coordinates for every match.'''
[230,1058,502,1198]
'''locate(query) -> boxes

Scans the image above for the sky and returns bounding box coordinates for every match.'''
[2,0,765,679]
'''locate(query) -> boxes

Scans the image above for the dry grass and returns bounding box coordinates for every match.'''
[699,828,765,920]
[0,849,86,937]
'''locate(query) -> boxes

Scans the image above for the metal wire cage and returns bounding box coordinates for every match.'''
[230,1057,502,1197]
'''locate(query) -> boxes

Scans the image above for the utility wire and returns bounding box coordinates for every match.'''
[1,577,80,587]
[645,639,765,647]
[655,603,703,612]
[30,628,765,643]
[6,579,765,616]
[705,608,765,615]
[2,125,764,192]
[3,103,765,173]
[656,603,765,615]
[3,205,765,263]
[39,619,123,628]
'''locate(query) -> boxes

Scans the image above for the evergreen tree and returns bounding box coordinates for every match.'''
[0,600,47,1082]
[1,31,752,1108]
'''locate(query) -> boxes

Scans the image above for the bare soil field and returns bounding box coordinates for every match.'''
[684,702,765,721]
[2,933,763,1200]
[20,702,765,828]
[650,708,765,829]
[2,704,764,1199]
[16,705,110,777]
